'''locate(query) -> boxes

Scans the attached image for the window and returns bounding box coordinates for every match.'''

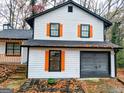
[3,24,12,30]
[6,42,21,56]
[50,23,60,37]
[49,50,61,71]
[81,24,90,38]
[68,6,73,12]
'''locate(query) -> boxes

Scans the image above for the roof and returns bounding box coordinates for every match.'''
[22,40,122,49]
[0,29,33,40]
[26,0,112,28]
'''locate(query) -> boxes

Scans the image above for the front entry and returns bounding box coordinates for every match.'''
[80,52,110,78]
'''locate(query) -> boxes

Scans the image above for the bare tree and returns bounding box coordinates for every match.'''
[0,0,31,29]
[78,0,124,21]
[0,0,123,29]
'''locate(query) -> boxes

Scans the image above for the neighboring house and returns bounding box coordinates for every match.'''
[0,25,32,64]
[23,0,122,78]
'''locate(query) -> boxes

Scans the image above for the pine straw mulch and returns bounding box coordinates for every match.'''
[17,78,124,93]
[17,79,85,93]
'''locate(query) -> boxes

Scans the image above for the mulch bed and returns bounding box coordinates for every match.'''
[17,79,85,93]
[17,78,124,93]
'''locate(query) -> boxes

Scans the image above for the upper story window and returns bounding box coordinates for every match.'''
[6,42,21,56]
[77,24,93,38]
[50,23,60,37]
[81,24,90,38]
[46,23,63,37]
[68,6,73,12]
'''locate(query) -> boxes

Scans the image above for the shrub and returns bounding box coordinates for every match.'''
[48,78,56,85]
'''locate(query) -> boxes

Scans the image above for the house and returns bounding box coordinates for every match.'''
[22,0,122,78]
[0,24,32,64]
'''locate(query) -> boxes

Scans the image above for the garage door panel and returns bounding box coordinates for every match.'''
[81,65,108,72]
[80,52,110,78]
[81,71,109,78]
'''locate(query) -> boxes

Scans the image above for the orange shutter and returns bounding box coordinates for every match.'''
[61,51,65,71]
[77,24,81,37]
[45,50,49,71]
[90,25,93,38]
[60,24,63,37]
[46,23,50,36]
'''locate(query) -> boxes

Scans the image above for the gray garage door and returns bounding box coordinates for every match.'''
[80,52,110,78]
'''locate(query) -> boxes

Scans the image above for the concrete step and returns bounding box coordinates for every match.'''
[15,65,26,73]
[9,73,26,79]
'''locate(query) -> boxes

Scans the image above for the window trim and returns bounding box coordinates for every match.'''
[49,50,61,72]
[5,42,21,56]
[50,23,60,37]
[80,24,90,38]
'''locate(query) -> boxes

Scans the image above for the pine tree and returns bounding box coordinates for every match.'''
[111,22,121,45]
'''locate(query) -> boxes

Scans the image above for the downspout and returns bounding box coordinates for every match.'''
[114,49,121,77]
[26,47,30,78]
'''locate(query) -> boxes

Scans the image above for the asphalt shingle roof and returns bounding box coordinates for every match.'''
[22,40,122,49]
[0,29,32,40]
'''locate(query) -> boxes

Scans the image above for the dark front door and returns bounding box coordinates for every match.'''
[80,52,110,78]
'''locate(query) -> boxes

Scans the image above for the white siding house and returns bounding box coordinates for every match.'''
[0,29,32,64]
[28,48,115,78]
[23,0,121,78]
[34,4,104,41]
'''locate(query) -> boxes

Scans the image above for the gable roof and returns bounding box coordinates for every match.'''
[22,40,122,49]
[0,29,33,40]
[26,0,112,28]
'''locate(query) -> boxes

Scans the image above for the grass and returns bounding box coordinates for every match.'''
[0,79,26,92]
[6,79,25,88]
[85,79,104,85]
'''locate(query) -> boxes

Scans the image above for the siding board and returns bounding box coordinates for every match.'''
[28,48,80,78]
[28,48,115,78]
[0,40,23,64]
[34,4,104,41]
